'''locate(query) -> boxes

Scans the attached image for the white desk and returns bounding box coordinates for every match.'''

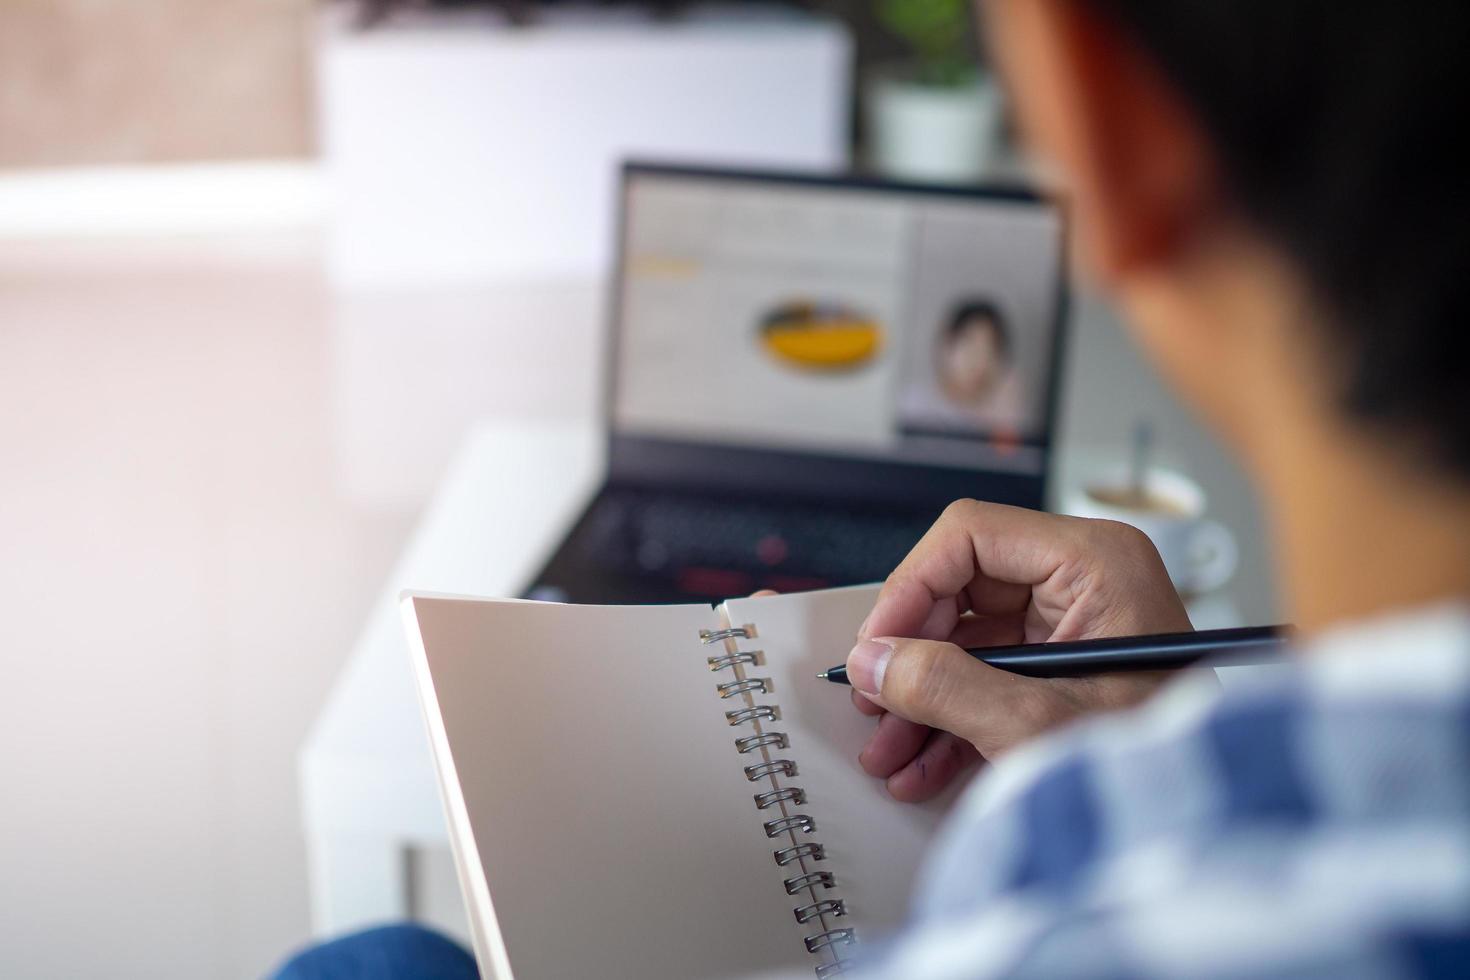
[300,420,602,935]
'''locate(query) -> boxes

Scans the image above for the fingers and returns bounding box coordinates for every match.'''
[857,711,931,778]
[946,611,1028,650]
[862,500,1082,641]
[848,634,1048,758]
[845,633,1184,801]
[862,502,1196,648]
[1048,669,1183,713]
[850,608,1024,716]
[852,613,1024,789]
[842,500,1197,803]
[886,731,981,802]
[851,687,885,716]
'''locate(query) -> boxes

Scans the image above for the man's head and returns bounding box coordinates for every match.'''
[982,1,1469,478]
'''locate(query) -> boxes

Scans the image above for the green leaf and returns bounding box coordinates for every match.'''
[875,0,972,80]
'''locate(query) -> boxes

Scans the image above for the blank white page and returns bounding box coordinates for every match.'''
[405,595,823,979]
[721,587,961,946]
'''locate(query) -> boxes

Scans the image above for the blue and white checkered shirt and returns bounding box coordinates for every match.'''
[827,603,1470,979]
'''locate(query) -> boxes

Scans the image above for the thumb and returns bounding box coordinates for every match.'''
[847,636,1028,752]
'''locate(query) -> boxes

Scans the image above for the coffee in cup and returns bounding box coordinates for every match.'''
[1063,466,1237,596]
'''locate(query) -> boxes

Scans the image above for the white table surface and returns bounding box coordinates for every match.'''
[300,419,602,934]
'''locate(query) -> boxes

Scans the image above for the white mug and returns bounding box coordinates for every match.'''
[1062,466,1238,596]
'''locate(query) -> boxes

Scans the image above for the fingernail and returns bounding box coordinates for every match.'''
[847,638,894,696]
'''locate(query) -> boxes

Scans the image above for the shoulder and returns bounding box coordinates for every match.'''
[928,646,1470,902]
[916,668,1253,910]
[884,617,1470,979]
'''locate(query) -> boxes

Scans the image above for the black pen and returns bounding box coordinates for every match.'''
[816,624,1291,684]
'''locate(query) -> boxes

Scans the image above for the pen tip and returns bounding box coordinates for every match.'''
[815,670,829,680]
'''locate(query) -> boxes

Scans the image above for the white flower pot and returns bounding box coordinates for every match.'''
[866,70,1001,183]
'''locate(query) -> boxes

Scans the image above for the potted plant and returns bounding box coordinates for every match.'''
[867,0,1000,182]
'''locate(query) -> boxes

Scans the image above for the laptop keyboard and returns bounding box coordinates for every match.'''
[575,487,936,594]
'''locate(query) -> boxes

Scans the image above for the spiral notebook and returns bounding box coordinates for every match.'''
[402,584,957,980]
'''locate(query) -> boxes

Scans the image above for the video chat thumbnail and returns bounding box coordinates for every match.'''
[614,173,1064,474]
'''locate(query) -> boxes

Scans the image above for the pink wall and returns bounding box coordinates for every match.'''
[0,0,313,168]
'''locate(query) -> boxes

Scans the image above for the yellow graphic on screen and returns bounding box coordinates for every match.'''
[759,302,883,371]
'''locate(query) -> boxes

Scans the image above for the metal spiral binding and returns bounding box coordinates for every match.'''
[764,814,816,837]
[744,759,796,780]
[804,929,856,954]
[773,842,825,866]
[700,626,752,643]
[707,650,759,672]
[794,899,846,924]
[754,787,806,809]
[725,705,777,726]
[783,870,835,894]
[735,732,788,753]
[700,623,856,978]
[717,677,769,698]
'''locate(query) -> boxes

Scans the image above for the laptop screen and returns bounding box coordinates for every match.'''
[611,167,1065,480]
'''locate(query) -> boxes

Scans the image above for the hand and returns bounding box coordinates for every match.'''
[848,499,1192,802]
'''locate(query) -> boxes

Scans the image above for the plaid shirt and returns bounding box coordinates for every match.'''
[823,603,1470,979]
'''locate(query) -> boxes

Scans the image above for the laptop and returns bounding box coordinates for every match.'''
[528,162,1068,604]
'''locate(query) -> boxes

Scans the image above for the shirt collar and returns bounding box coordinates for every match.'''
[1296,600,1470,699]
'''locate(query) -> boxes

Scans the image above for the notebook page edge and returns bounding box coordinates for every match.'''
[401,593,515,979]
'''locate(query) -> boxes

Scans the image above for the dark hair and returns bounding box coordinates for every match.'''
[1087,2,1470,474]
[945,299,1012,362]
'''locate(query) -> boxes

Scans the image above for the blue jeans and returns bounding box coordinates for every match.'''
[270,924,477,980]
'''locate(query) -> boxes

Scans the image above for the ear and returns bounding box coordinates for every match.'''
[990,0,1221,282]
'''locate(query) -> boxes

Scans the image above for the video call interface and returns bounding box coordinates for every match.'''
[613,172,1065,476]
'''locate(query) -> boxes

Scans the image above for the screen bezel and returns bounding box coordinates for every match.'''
[603,161,1071,512]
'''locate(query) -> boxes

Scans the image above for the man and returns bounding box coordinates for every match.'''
[823,1,1470,974]
[276,1,1470,976]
